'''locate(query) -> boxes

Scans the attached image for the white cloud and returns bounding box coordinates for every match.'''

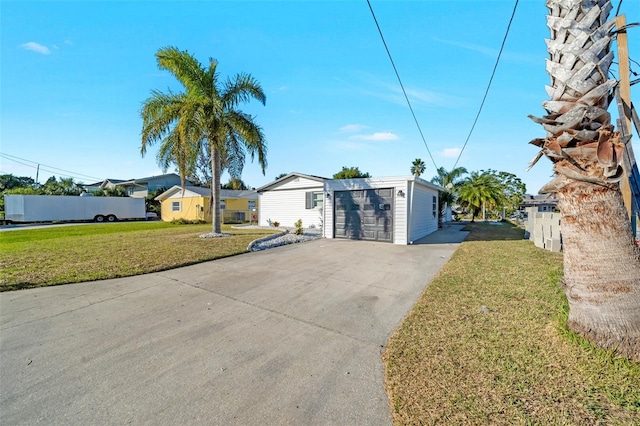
[431,36,539,64]
[440,148,462,158]
[350,132,399,141]
[356,72,466,108]
[340,124,368,133]
[20,42,51,55]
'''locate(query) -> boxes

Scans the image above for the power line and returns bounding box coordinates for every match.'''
[453,0,519,169]
[366,0,438,171]
[0,152,103,182]
[615,0,623,16]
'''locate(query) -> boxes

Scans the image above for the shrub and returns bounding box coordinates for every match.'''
[171,218,207,225]
[273,221,280,228]
[294,219,303,235]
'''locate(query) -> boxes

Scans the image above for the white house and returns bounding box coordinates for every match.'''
[257,173,442,244]
[256,172,328,228]
[323,176,441,245]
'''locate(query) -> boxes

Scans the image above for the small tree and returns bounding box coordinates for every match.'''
[431,166,468,228]
[333,166,371,179]
[410,158,426,178]
[222,178,248,190]
[274,173,288,180]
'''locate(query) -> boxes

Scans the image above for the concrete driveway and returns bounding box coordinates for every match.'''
[0,225,468,425]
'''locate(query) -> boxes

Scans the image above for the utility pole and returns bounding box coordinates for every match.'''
[615,15,637,235]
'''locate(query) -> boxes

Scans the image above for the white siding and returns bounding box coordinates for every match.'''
[322,176,441,245]
[259,178,324,228]
[323,177,410,245]
[407,181,439,243]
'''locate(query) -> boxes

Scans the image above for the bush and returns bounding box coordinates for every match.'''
[294,219,303,235]
[171,218,207,225]
[273,221,280,228]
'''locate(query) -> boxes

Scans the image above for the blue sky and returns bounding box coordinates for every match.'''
[2,0,638,193]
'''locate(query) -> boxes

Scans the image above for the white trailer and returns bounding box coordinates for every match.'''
[4,195,146,223]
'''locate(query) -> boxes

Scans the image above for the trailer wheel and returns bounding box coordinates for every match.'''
[95,215,105,222]
[107,214,117,222]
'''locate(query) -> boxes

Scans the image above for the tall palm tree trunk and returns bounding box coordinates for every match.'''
[211,144,222,234]
[528,0,640,360]
[558,185,640,359]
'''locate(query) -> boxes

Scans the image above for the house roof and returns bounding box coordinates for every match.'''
[256,172,329,192]
[116,173,191,186]
[155,185,258,201]
[82,178,127,188]
[325,175,443,192]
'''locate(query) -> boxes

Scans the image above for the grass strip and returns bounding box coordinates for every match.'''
[0,222,277,291]
[383,222,640,425]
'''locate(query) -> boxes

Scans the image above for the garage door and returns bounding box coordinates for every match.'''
[334,188,394,242]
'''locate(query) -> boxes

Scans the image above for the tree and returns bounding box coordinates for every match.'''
[141,46,267,234]
[93,186,128,197]
[41,176,83,196]
[528,0,640,359]
[495,170,526,216]
[457,171,505,222]
[410,158,426,178]
[222,178,248,190]
[333,166,371,179]
[431,166,467,227]
[274,173,288,180]
[0,174,36,191]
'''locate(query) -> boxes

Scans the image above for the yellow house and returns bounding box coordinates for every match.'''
[155,186,259,223]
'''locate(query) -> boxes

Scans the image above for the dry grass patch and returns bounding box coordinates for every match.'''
[384,222,640,425]
[0,222,277,291]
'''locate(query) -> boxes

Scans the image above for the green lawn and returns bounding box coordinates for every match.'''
[384,222,640,425]
[0,222,277,291]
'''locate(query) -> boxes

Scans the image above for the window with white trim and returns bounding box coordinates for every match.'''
[432,196,437,218]
[172,201,181,212]
[305,191,324,209]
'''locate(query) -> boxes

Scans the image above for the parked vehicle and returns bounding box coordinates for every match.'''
[3,195,146,223]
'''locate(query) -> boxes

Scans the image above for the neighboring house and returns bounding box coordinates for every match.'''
[256,172,328,228]
[155,185,258,223]
[520,194,558,213]
[324,176,441,245]
[257,173,442,245]
[117,173,191,198]
[83,174,189,198]
[83,179,127,193]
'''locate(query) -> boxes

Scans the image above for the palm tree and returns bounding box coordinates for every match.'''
[141,47,267,233]
[410,158,426,178]
[457,171,505,222]
[431,166,467,227]
[528,1,639,359]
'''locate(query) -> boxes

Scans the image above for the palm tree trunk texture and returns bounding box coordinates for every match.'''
[527,0,640,360]
[211,145,222,234]
[558,184,640,360]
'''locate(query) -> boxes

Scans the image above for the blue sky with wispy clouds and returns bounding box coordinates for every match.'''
[2,0,638,193]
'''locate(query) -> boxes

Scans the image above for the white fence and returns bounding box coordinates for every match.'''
[524,207,562,252]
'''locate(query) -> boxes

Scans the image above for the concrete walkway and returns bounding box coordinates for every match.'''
[0,225,468,425]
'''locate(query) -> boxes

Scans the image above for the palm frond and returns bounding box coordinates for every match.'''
[222,73,266,108]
